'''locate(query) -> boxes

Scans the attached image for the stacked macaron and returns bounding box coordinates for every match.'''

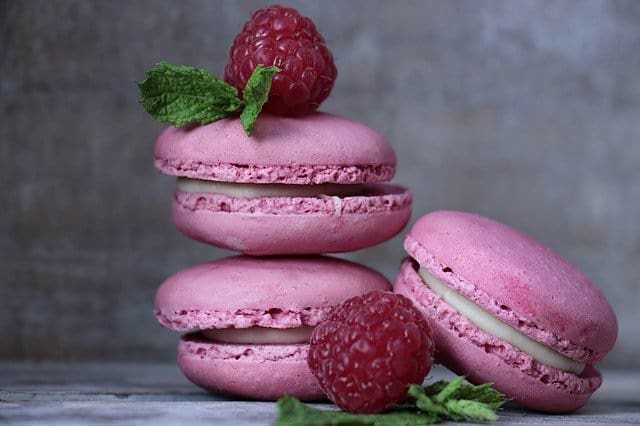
[155,113,411,255]
[155,256,392,400]
[152,114,409,400]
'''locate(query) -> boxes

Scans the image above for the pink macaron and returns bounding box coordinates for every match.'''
[394,211,617,413]
[155,255,392,400]
[154,112,411,255]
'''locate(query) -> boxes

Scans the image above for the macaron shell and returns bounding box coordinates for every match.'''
[178,335,323,401]
[406,211,617,363]
[155,255,393,331]
[395,259,602,413]
[172,184,411,255]
[154,112,396,184]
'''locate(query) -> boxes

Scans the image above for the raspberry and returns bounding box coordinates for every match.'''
[224,5,337,116]
[308,290,434,414]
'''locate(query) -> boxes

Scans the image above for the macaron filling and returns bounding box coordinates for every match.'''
[201,326,314,344]
[177,177,365,198]
[418,267,585,375]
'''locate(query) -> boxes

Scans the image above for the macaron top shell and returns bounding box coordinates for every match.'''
[154,112,396,184]
[155,255,392,331]
[405,211,617,364]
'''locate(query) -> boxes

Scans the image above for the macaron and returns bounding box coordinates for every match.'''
[154,112,411,255]
[394,211,617,413]
[155,255,392,400]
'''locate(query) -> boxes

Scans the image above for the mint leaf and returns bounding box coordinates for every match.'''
[411,378,506,424]
[422,379,506,410]
[138,61,242,127]
[274,396,438,426]
[450,383,506,410]
[408,385,449,418]
[421,380,449,397]
[433,376,465,404]
[274,378,507,426]
[240,64,280,135]
[445,400,497,422]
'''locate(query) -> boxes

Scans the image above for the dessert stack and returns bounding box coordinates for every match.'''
[141,5,412,400]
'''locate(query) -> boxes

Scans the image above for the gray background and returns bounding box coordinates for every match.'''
[1,0,638,367]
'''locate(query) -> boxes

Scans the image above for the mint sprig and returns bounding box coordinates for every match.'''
[137,62,280,136]
[273,377,507,426]
[409,377,506,422]
[418,378,506,410]
[274,397,438,426]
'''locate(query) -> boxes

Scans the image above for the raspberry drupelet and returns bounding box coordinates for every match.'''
[307,290,434,414]
[224,5,337,116]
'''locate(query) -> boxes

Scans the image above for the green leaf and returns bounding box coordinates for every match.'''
[445,400,497,422]
[240,64,280,135]
[273,396,438,426]
[410,379,506,423]
[452,383,507,410]
[273,378,507,426]
[138,61,242,127]
[420,381,449,397]
[408,385,448,418]
[424,379,506,410]
[433,376,465,404]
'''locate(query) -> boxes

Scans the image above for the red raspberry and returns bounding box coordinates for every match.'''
[308,291,434,414]
[224,5,337,116]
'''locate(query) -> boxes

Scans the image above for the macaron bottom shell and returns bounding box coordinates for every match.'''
[395,259,602,413]
[178,335,324,401]
[172,184,411,255]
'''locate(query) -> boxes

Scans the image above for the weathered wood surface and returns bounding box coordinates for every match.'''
[1,363,638,425]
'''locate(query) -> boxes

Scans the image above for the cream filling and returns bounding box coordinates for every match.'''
[177,177,364,198]
[201,326,314,344]
[418,267,585,375]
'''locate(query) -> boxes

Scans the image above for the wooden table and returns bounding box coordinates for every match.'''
[1,363,638,425]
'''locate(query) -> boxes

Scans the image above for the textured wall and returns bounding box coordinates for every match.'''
[2,0,639,366]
